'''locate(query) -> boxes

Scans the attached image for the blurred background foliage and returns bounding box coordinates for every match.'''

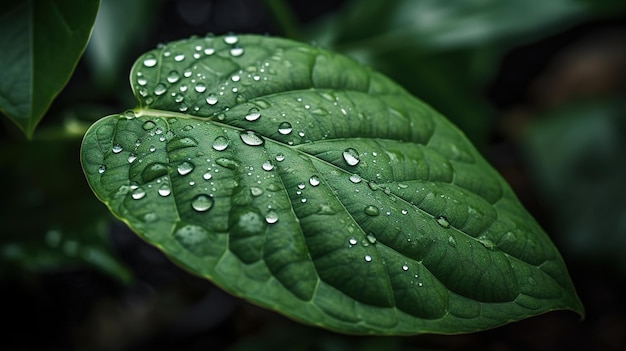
[1,0,625,350]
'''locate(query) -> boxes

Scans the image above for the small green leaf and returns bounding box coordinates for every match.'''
[0,0,100,138]
[81,34,583,334]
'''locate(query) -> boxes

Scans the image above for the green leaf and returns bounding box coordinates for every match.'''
[0,0,100,139]
[81,34,583,334]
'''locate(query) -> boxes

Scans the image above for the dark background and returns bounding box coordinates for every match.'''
[2,0,625,350]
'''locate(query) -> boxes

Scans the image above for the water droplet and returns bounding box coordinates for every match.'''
[128,153,137,163]
[174,53,185,62]
[402,265,409,271]
[245,107,261,121]
[239,131,264,146]
[448,236,457,247]
[143,54,157,67]
[131,187,146,200]
[124,110,136,119]
[167,136,198,152]
[204,48,215,55]
[348,237,358,246]
[224,34,239,44]
[265,210,279,224]
[231,75,241,82]
[112,144,123,154]
[436,215,450,228]
[154,83,167,96]
[250,187,264,197]
[98,165,106,174]
[364,255,372,262]
[142,162,168,183]
[342,148,360,166]
[366,234,377,244]
[191,194,214,212]
[364,205,379,216]
[177,161,195,175]
[137,77,148,86]
[401,209,408,215]
[349,174,362,183]
[202,172,212,180]
[262,160,274,171]
[212,136,229,151]
[158,184,171,196]
[194,83,206,93]
[230,46,244,57]
[142,120,156,130]
[309,175,320,187]
[275,153,285,162]
[278,121,293,135]
[215,157,239,169]
[206,93,218,105]
[167,70,180,83]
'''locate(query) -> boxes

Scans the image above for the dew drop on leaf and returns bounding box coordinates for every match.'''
[154,83,167,96]
[349,174,362,183]
[230,46,244,57]
[143,54,157,67]
[275,153,285,162]
[309,175,320,187]
[158,183,171,196]
[212,136,229,151]
[224,34,239,44]
[202,172,212,180]
[191,194,214,212]
[177,161,195,175]
[436,215,450,228]
[239,131,264,146]
[262,160,274,171]
[206,93,218,105]
[342,148,360,166]
[364,255,372,262]
[250,187,264,197]
[167,71,180,83]
[111,144,123,154]
[245,107,261,121]
[364,205,379,216]
[131,187,146,200]
[98,165,106,174]
[142,162,168,183]
[174,53,185,62]
[142,120,156,130]
[278,121,293,135]
[265,210,279,224]
[128,154,137,163]
[215,157,239,169]
[194,83,207,93]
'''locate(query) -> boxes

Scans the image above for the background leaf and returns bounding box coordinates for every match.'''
[81,34,583,335]
[0,0,100,138]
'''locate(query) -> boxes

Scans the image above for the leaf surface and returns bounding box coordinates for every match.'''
[0,0,100,138]
[81,34,583,334]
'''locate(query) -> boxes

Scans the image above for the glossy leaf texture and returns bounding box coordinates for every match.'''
[81,34,584,335]
[0,0,100,138]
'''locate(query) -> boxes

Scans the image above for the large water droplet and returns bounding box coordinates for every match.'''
[112,144,123,154]
[206,93,218,105]
[142,162,168,183]
[128,153,137,163]
[154,83,167,96]
[278,122,293,135]
[177,161,195,175]
[215,157,238,169]
[342,148,360,166]
[436,215,450,228]
[131,187,146,200]
[142,120,156,130]
[98,165,106,174]
[250,187,264,197]
[245,107,261,121]
[191,194,214,212]
[402,264,409,271]
[265,210,279,224]
[239,131,264,146]
[364,255,372,262]
[364,205,379,216]
[174,53,185,62]
[212,136,229,151]
[194,83,207,93]
[275,153,285,162]
[230,46,244,57]
[158,183,171,196]
[349,174,362,183]
[224,34,239,44]
[309,175,320,187]
[167,136,198,152]
[262,160,274,171]
[167,70,180,83]
[143,54,157,67]
[348,237,358,246]
[202,172,212,180]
